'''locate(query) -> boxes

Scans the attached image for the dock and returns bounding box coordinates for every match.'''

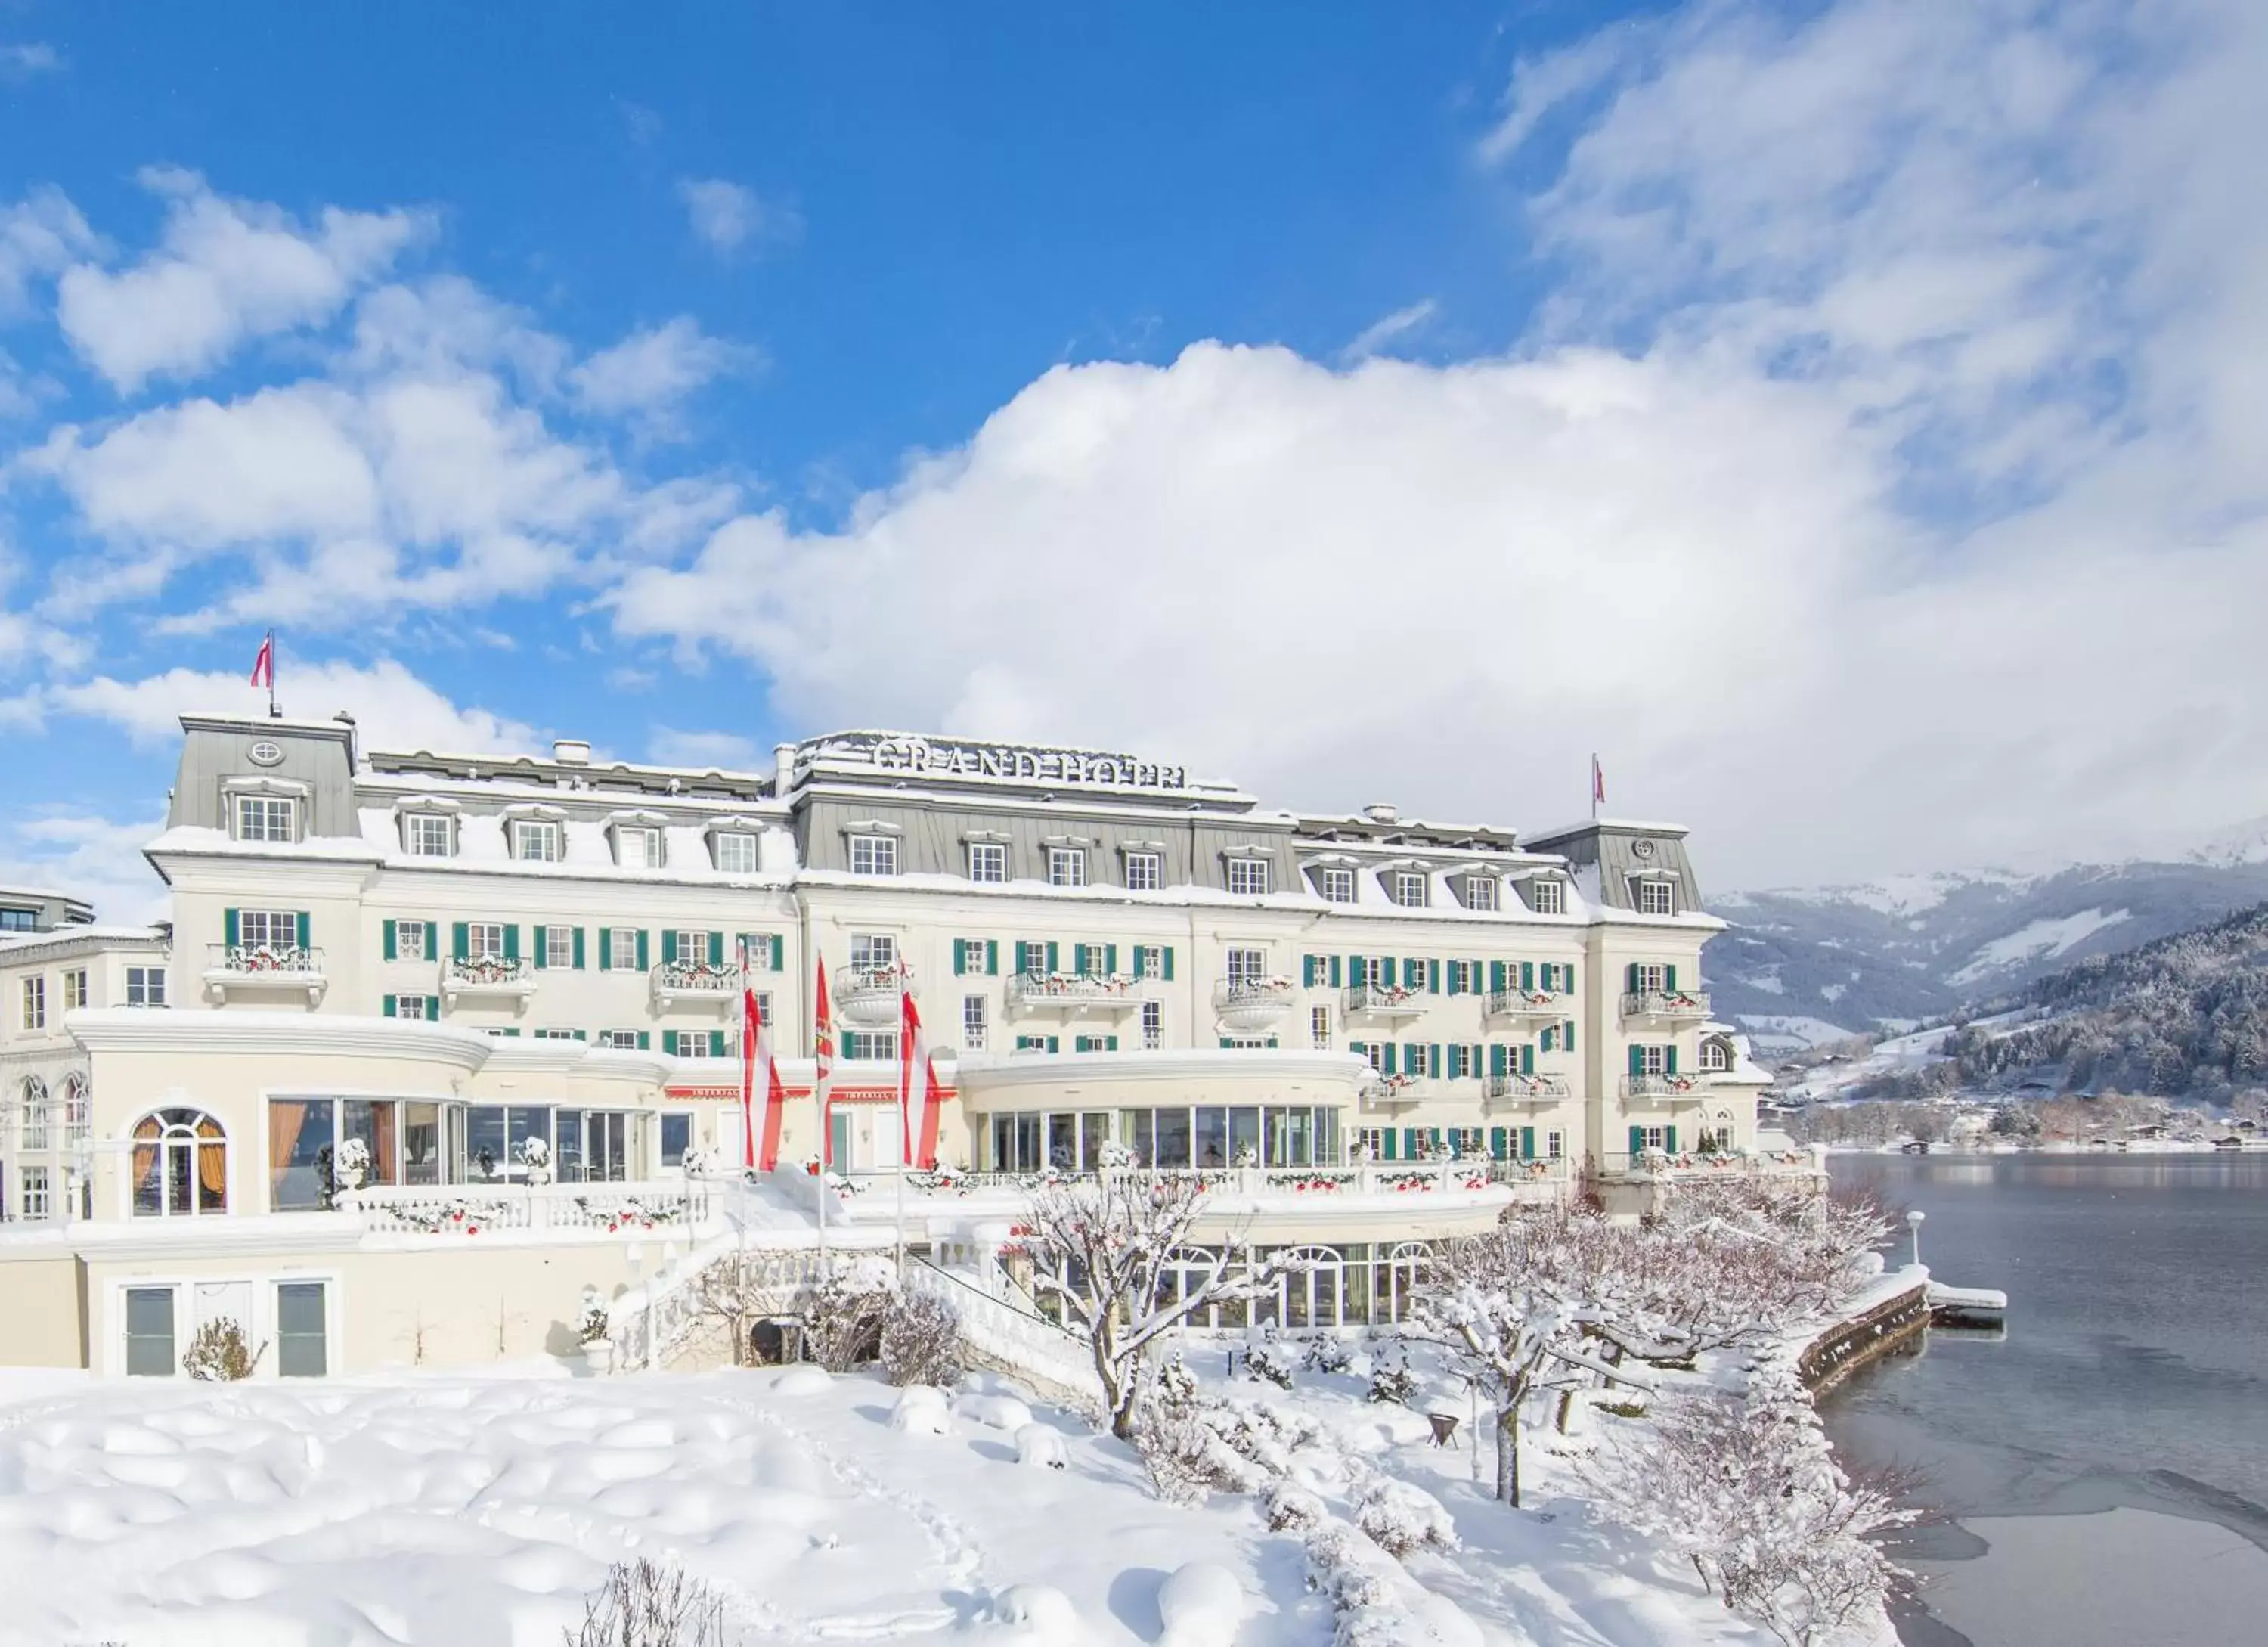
[1927,1281,2009,1328]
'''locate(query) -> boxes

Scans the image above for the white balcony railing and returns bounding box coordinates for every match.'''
[1007,970,1142,1016]
[1358,1073,1429,1109]
[1603,1148,1822,1181]
[1485,987,1563,1022]
[442,954,536,1006]
[1483,1072,1572,1103]
[203,944,327,1006]
[1342,981,1426,1022]
[835,961,914,1027]
[1213,975,1295,1034]
[1622,1072,1709,1100]
[340,1178,722,1238]
[652,959,740,1010]
[1620,988,1712,1023]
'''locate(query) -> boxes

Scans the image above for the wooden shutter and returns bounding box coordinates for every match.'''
[771,934,785,972]
[1489,959,1504,993]
[1625,962,1640,993]
[1489,1043,1507,1077]
[663,1030,680,1056]
[296,912,311,950]
[1489,1126,1507,1160]
[1666,1045,1678,1075]
[1162,947,1175,981]
[452,922,469,960]
[382,995,396,1017]
[573,929,586,969]
[1303,954,1318,988]
[532,926,549,969]
[953,941,968,976]
[425,994,441,1019]
[1665,1124,1679,1153]
[502,924,519,962]
[1564,961,1576,995]
[1348,954,1365,992]
[1105,944,1119,975]
[1522,1044,1535,1075]
[1380,1044,1397,1075]
[1046,941,1060,973]
[709,932,724,967]
[636,930,649,970]
[984,939,998,975]
[1520,960,1534,992]
[1665,964,1678,991]
[1564,1019,1576,1053]
[710,1030,727,1057]
[1012,941,1030,975]
[1629,1124,1646,1156]
[637,1031,650,1050]
[1428,959,1441,994]
[1521,1125,1536,1160]
[224,908,240,947]
[1430,1044,1442,1077]
[383,920,397,960]
[1046,1035,1059,1053]
[1073,943,1089,974]
[597,927,613,970]
[662,930,678,964]
[1628,1044,1645,1077]
[1329,955,1342,988]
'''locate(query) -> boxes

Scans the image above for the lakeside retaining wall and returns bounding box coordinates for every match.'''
[1798,1277,1929,1394]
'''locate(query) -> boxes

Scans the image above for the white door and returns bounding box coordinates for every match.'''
[193,1280,256,1340]
[854,1108,903,1171]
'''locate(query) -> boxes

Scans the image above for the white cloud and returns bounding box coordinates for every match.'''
[55,167,428,392]
[0,187,95,315]
[676,178,796,256]
[0,810,169,925]
[0,43,63,79]
[1341,299,1439,363]
[38,656,537,756]
[569,316,748,423]
[646,726,761,770]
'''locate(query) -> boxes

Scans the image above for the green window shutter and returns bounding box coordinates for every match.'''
[1402,957,1419,989]
[1565,1019,1577,1053]
[1402,1128,1422,1160]
[1521,960,1534,992]
[1489,1043,1507,1076]
[984,939,998,975]
[426,995,441,1019]
[1625,962,1640,993]
[1521,1125,1536,1160]
[1489,960,1504,992]
[1522,1044,1535,1075]
[637,1031,650,1050]
[1073,943,1089,974]
[1348,954,1364,991]
[1047,1035,1059,1053]
[1219,1036,1233,1049]
[1380,1044,1397,1075]
[573,1029,587,1041]
[383,920,397,961]
[597,927,613,970]
[1431,1044,1442,1077]
[502,924,519,962]
[1564,962,1576,995]
[1046,941,1059,973]
[296,912,311,950]
[1105,944,1118,975]
[709,932,725,968]
[1630,1125,1647,1156]
[533,926,549,969]
[573,928,586,969]
[662,1030,679,1056]
[452,922,468,960]
[1133,947,1147,981]
[1665,1124,1679,1153]
[710,1030,727,1058]
[1666,1045,1678,1075]
[224,908,240,947]
[382,994,396,1017]
[636,930,649,970]
[1491,1127,1510,1160]
[1106,1034,1119,1050]
[1329,955,1342,988]
[772,935,786,972]
[1428,959,1442,994]
[1471,1042,1483,1076]
[953,941,967,976]
[1012,941,1030,975]
[1446,962,1462,996]
[1665,964,1678,992]
[1629,1044,1646,1077]
[1381,1130,1399,1162]
[1303,954,1318,988]
[1162,947,1175,982]
[662,930,678,965]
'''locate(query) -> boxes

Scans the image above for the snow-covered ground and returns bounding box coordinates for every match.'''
[0,1354,1851,1647]
[1731,1013,1864,1054]
[1945,908,2130,985]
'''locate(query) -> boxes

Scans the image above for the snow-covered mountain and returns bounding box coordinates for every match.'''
[1704,857,2268,1048]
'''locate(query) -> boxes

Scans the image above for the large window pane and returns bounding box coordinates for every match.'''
[1046,1113,1077,1171]
[660,1114,691,1168]
[508,1107,553,1173]
[342,1100,398,1188]
[1079,1112,1111,1172]
[1229,1107,1261,1166]
[1194,1108,1229,1169]
[403,1103,442,1186]
[277,1282,327,1377]
[124,1287,175,1376]
[468,1107,508,1180]
[268,1099,335,1211]
[555,1110,585,1183]
[1153,1108,1191,1168]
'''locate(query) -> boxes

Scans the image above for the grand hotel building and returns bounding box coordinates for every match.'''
[0,714,1777,1376]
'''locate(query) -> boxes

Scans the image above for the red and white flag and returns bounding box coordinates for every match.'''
[742,940,787,1170]
[1591,753,1606,809]
[249,631,275,690]
[898,991,944,1169]
[812,954,835,1168]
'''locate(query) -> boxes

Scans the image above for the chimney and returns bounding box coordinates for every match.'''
[774,741,799,795]
[553,739,591,766]
[1364,803,1399,825]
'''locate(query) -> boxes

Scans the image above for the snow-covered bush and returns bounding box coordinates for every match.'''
[1014,1422,1069,1470]
[1242,1332,1297,1389]
[519,1135,553,1186]
[1303,1335,1355,1376]
[1366,1343,1418,1407]
[181,1317,262,1381]
[331,1137,370,1193]
[1132,1387,1219,1506]
[1352,1476,1459,1560]
[577,1295,610,1345]
[878,1287,963,1388]
[1157,1562,1244,1647]
[888,1385,953,1436]
[1263,1481,1327,1533]
[567,1557,724,1647]
[1200,1400,1331,1484]
[804,1267,895,1372]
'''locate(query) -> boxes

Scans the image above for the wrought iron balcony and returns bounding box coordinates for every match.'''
[835,961,914,1027]
[1483,1072,1572,1103]
[651,959,740,1010]
[1619,988,1712,1024]
[1622,1072,1708,1100]
[1341,981,1426,1023]
[1007,970,1141,1016]
[1484,987,1563,1023]
[441,954,536,1006]
[1212,975,1295,1034]
[203,943,327,1006]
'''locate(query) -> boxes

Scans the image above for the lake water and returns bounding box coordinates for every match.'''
[1823,1153,2268,1647]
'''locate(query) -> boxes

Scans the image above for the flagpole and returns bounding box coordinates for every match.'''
[814,954,830,1279]
[268,630,279,719]
[894,978,909,1279]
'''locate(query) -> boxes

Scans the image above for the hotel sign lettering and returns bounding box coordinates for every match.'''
[820,734,1187,791]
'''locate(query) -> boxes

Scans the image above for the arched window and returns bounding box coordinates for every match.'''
[1274,1245,1346,1329]
[1699,1038,1731,1072]
[1378,1241,1432,1326]
[20,1076,48,1151]
[62,1073,89,1146]
[131,1109,228,1217]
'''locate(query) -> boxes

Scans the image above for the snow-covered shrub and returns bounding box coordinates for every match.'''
[1156,1562,1244,1647]
[1263,1481,1327,1533]
[889,1384,953,1436]
[1242,1332,1297,1389]
[1132,1389,1217,1506]
[959,1392,1035,1432]
[518,1135,553,1186]
[1302,1523,1393,1613]
[1014,1422,1069,1470]
[1352,1475,1459,1559]
[181,1317,262,1381]
[568,1557,724,1647]
[804,1267,894,1372]
[1199,1400,1331,1484]
[577,1288,609,1346]
[985,1583,1080,1641]
[331,1137,370,1193]
[1303,1335,1355,1376]
[878,1287,964,1388]
[1366,1343,1418,1407]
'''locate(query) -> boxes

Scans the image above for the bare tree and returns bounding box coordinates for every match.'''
[1022,1171,1266,1439]
[565,1558,724,1647]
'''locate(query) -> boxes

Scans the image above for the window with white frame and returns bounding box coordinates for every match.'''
[1135,944,1164,980]
[1225,947,1268,988]
[513,819,564,862]
[544,927,575,969]
[968,842,1006,884]
[62,968,87,1010]
[1700,1040,1730,1072]
[466,921,505,960]
[234,794,296,842]
[1634,962,1668,994]
[1392,870,1429,908]
[618,827,665,868]
[396,923,429,962]
[1638,1044,1669,1075]
[1635,878,1675,916]
[393,994,430,1020]
[1123,851,1161,892]
[534,1028,579,1040]
[1529,878,1565,915]
[850,932,897,973]
[239,910,299,952]
[850,834,897,876]
[844,1030,899,1061]
[21,1165,50,1219]
[1141,1000,1163,1049]
[598,1029,640,1050]
[125,965,167,1006]
[1465,876,1498,911]
[609,929,639,969]
[1712,1125,1733,1151]
[1448,1044,1474,1079]
[714,831,758,873]
[1359,1041,1386,1071]
[1310,1004,1331,1049]
[1318,866,1356,904]
[1546,1129,1564,1159]
[673,929,710,969]
[1227,856,1270,895]
[20,1077,48,1146]
[1448,960,1475,994]
[1047,846,1086,887]
[1641,1124,1667,1151]
[1359,955,1387,989]
[63,1074,88,1145]
[404,814,454,858]
[678,1032,714,1058]
[739,933,779,972]
[963,994,987,1051]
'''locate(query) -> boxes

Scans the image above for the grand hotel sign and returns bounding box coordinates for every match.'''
[807,733,1188,792]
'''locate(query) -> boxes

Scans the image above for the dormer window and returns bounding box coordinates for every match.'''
[617,827,665,869]
[1123,851,1161,892]
[1464,876,1498,912]
[850,835,898,876]
[234,795,296,843]
[969,842,1007,883]
[512,820,564,863]
[713,831,758,874]
[1699,1039,1732,1072]
[1226,857,1271,896]
[1529,879,1565,916]
[1047,846,1086,888]
[1634,879,1675,916]
[403,814,455,858]
[1317,867,1356,904]
[1391,870,1428,908]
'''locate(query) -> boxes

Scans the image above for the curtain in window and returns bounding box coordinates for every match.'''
[267,1100,307,1197]
[131,1114,161,1207]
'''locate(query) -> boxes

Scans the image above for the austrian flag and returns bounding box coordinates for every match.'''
[899,991,946,1170]
[743,945,788,1170]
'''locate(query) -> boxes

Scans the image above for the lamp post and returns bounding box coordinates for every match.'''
[1905,1208,1926,1270]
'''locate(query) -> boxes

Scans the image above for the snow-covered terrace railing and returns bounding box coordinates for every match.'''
[903,1253,1104,1404]
[203,944,327,1005]
[441,954,535,1004]
[830,1159,1524,1213]
[1005,970,1141,1014]
[340,1177,723,1236]
[1483,987,1562,1022]
[1340,981,1424,1021]
[835,961,914,1025]
[651,959,739,1002]
[1212,975,1296,1032]
[1619,988,1712,1022]
[1601,1148,1822,1180]
[1622,1072,1710,1100]
[1483,1072,1572,1102]
[606,1219,888,1372]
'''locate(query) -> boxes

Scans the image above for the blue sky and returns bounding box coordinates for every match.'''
[2,1,2265,912]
